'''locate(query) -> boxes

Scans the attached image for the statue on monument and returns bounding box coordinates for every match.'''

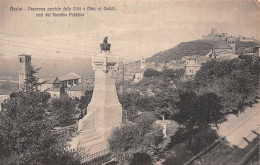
[100,37,111,53]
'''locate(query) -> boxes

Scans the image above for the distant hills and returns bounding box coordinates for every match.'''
[146,39,260,63]
[0,57,94,81]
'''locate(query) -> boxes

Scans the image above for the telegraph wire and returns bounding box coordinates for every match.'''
[0,38,139,60]
[0,46,138,61]
[0,31,99,49]
[0,31,140,55]
[0,38,99,55]
[0,42,97,57]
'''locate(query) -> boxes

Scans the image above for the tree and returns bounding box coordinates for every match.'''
[162,68,184,82]
[143,68,161,77]
[0,90,80,164]
[24,66,42,91]
[173,91,225,149]
[172,91,198,149]
[197,93,225,129]
[49,96,77,127]
[108,112,163,163]
[194,58,259,114]
[78,90,93,112]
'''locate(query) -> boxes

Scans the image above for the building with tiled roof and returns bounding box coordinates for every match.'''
[38,77,61,92]
[212,41,238,60]
[182,55,212,76]
[59,72,82,88]
[46,88,61,98]
[66,85,93,99]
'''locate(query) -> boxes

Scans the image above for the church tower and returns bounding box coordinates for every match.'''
[140,56,146,70]
[18,55,31,90]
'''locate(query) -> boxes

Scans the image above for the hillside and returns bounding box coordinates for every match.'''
[146,39,259,63]
[0,81,18,95]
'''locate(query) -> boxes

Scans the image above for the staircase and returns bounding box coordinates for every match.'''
[79,128,106,154]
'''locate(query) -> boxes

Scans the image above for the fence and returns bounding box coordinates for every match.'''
[81,148,111,165]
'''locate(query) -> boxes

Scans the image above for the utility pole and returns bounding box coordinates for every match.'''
[81,75,84,96]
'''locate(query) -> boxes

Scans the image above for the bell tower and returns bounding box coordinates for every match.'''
[140,56,146,70]
[18,55,31,90]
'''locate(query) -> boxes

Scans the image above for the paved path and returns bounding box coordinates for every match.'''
[215,102,259,148]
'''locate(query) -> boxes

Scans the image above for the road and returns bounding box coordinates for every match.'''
[189,102,260,165]
[216,102,259,148]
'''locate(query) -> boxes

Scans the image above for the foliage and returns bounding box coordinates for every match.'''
[108,112,163,163]
[194,57,259,114]
[163,128,218,165]
[130,152,152,165]
[118,92,141,121]
[172,91,224,149]
[143,68,161,77]
[0,91,80,165]
[162,69,185,82]
[49,96,77,127]
[24,66,42,91]
[78,90,93,117]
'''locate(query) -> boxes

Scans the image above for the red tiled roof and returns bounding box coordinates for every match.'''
[59,72,81,81]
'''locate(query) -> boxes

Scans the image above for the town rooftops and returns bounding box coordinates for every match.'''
[59,72,81,81]
[182,55,211,61]
[213,41,232,49]
[38,77,61,84]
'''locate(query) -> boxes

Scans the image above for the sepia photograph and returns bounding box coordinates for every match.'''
[0,0,259,164]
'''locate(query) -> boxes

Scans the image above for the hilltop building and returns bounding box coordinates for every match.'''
[202,28,229,41]
[18,55,31,90]
[165,60,185,70]
[182,55,211,77]
[238,35,256,42]
[211,41,238,60]
[243,45,260,57]
[226,36,236,53]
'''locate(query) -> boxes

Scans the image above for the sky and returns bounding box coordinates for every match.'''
[0,0,259,62]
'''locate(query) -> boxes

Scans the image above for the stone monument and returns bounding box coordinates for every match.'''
[77,37,122,154]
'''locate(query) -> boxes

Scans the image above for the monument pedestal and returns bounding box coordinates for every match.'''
[77,52,122,154]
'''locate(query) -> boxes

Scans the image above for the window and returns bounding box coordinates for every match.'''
[20,58,22,62]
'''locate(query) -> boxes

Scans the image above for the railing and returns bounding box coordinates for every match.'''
[81,148,111,165]
[236,128,259,148]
